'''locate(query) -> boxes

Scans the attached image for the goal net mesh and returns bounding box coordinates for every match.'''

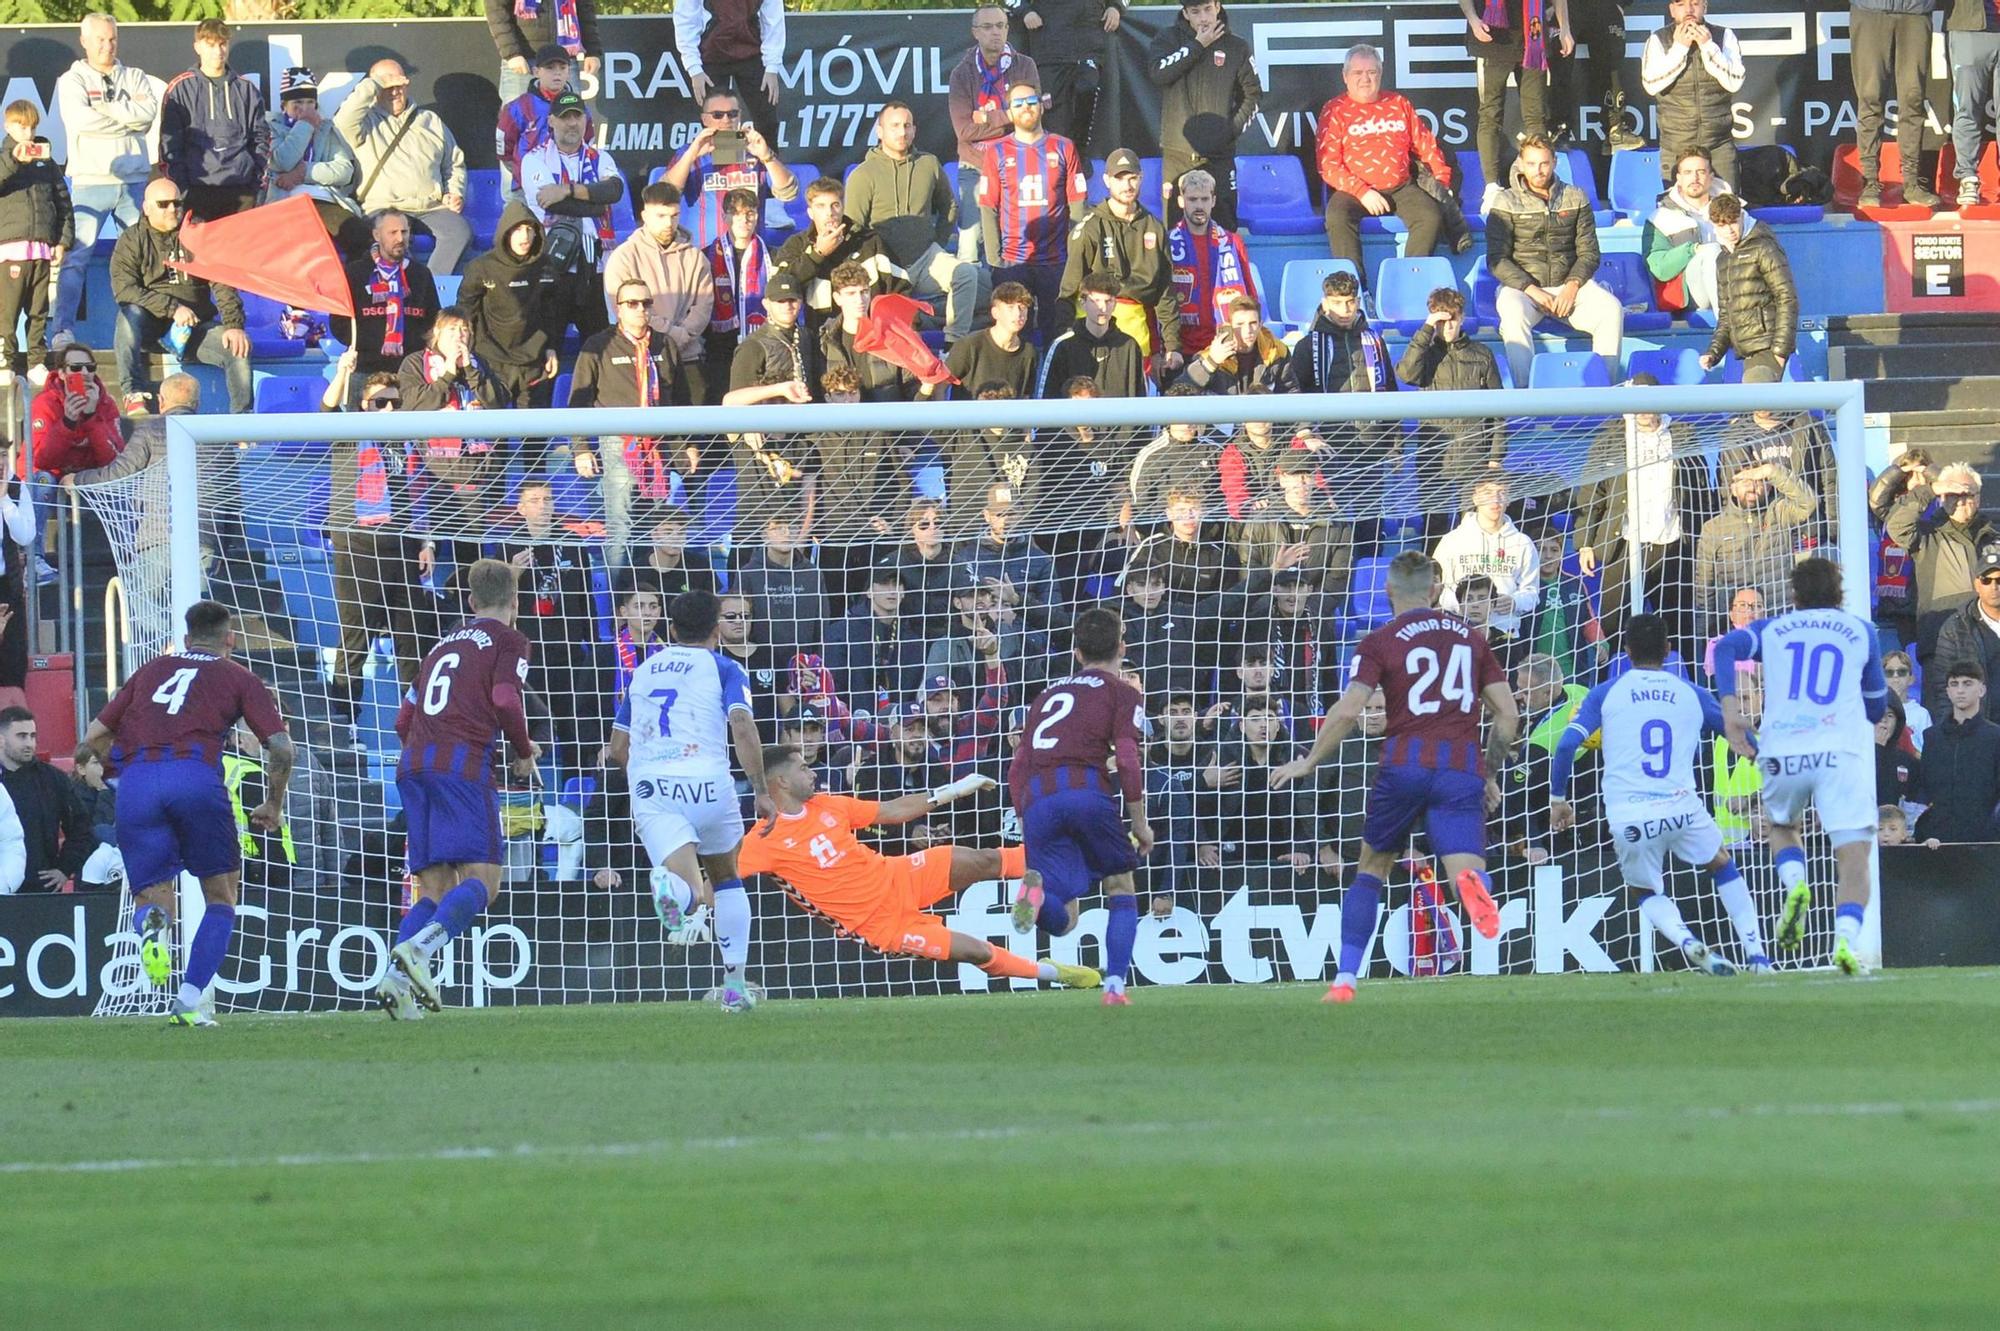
[80,387,1862,1012]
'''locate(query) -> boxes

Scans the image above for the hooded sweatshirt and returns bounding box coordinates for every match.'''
[160,64,269,190]
[1434,513,1542,634]
[56,58,160,188]
[460,201,559,370]
[602,225,714,360]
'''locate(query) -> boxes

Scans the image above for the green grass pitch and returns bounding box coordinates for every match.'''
[7,970,2000,1330]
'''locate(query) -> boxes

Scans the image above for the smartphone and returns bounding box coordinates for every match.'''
[18,141,50,161]
[712,128,746,166]
[64,370,88,398]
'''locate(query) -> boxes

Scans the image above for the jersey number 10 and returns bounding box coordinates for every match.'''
[1405,644,1475,715]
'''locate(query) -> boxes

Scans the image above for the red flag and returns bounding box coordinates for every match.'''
[171,194,355,319]
[851,293,958,388]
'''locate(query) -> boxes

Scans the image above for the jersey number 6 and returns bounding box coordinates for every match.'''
[421,652,461,716]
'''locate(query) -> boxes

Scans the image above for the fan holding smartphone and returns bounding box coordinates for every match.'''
[0,100,73,382]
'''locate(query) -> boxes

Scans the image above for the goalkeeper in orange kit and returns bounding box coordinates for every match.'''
[739,746,1101,990]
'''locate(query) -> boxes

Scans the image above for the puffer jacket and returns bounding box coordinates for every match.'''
[843,146,956,267]
[1396,322,1502,394]
[1706,220,1799,362]
[1175,327,1297,393]
[1487,169,1599,292]
[1928,603,2000,721]
[459,201,559,368]
[109,218,245,327]
[1146,6,1260,159]
[159,65,269,190]
[0,141,74,248]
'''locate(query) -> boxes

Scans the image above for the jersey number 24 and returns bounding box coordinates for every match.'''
[1406,644,1475,715]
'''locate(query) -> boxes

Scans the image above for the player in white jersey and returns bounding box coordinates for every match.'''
[1549,615,1771,976]
[605,590,773,1012]
[1713,558,1887,975]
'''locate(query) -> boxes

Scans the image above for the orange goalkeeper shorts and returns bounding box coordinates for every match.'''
[849,846,957,961]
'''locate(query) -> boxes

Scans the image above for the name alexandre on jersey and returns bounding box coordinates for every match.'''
[1780,612,1863,643]
[1392,615,1467,641]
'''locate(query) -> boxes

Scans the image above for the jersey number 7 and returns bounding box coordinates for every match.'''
[649,687,679,737]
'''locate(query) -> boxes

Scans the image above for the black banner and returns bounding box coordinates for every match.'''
[1880,844,2000,968]
[0,891,121,1018]
[1,3,1931,195]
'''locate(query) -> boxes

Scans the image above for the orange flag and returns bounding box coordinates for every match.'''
[852,293,958,387]
[172,194,356,319]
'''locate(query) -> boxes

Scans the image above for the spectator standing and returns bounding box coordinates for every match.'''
[1316,44,1454,279]
[1234,452,1354,596]
[1397,286,1506,505]
[726,267,810,393]
[571,276,683,565]
[1129,486,1241,598]
[1166,169,1260,360]
[675,0,786,146]
[1697,195,1798,383]
[52,13,158,351]
[1701,585,1763,679]
[0,103,73,379]
[159,20,268,221]
[0,706,95,892]
[897,499,959,639]
[1692,459,1817,629]
[1850,0,1941,209]
[823,559,925,711]
[1926,544,2000,720]
[263,69,367,259]
[493,2,602,99]
[955,479,1063,634]
[947,281,1039,399]
[1061,148,1182,366]
[641,510,720,599]
[1640,150,1731,313]
[1915,661,2000,840]
[1874,694,1923,808]
[1175,298,1296,394]
[1195,696,1329,872]
[1463,0,1574,208]
[398,309,509,546]
[950,7,1041,262]
[109,178,251,415]
[1119,560,1200,704]
[460,202,561,409]
[491,479,594,753]
[1130,389,1220,517]
[699,187,770,402]
[662,87,798,249]
[70,745,116,853]
[980,81,1090,345]
[1008,0,1123,146]
[1883,648,1934,749]
[518,89,626,341]
[497,45,593,197]
[1487,136,1623,387]
[337,60,472,275]
[1883,460,1996,670]
[1551,0,1646,154]
[1948,0,2000,208]
[1640,0,1747,191]
[1435,477,1542,636]
[604,181,714,405]
[847,102,983,345]
[772,177,912,331]
[337,210,441,391]
[1149,0,1261,228]
[318,351,434,743]
[1037,272,1147,398]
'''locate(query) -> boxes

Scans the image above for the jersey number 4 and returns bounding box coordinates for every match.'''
[151,666,199,716]
[1406,644,1475,715]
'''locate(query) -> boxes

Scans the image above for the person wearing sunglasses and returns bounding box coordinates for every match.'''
[570,277,687,565]
[25,343,120,483]
[673,0,786,147]
[660,87,797,250]
[978,79,1088,346]
[108,177,253,416]
[1924,543,2000,726]
[1882,458,1999,694]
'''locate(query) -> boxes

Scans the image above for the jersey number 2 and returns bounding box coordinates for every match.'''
[1406,644,1475,715]
[421,652,461,716]
[1030,692,1075,750]
[151,667,199,716]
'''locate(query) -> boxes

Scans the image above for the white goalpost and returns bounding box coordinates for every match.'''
[75,379,1868,1013]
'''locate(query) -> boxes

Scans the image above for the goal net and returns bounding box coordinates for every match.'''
[81,379,1869,1013]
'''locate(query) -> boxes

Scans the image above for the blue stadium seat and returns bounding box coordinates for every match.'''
[1608,149,1663,220]
[1342,556,1394,639]
[1748,204,1825,225]
[1528,350,1612,389]
[464,168,506,248]
[1595,251,1673,332]
[1373,255,1455,331]
[256,375,321,415]
[777,162,820,234]
[270,547,343,651]
[943,160,960,198]
[1623,346,1706,385]
[1236,155,1321,235]
[551,372,573,409]
[1554,148,1616,225]
[435,274,462,306]
[1464,256,1502,322]
[1454,150,1488,230]
[1278,258,1360,327]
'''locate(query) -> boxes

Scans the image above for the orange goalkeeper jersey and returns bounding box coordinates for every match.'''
[737,794,890,916]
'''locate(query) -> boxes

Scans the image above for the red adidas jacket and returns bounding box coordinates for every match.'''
[1315,93,1452,198]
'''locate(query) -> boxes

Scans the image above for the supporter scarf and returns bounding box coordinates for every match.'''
[419,351,491,477]
[368,246,409,359]
[620,328,674,501]
[975,47,1016,106]
[1307,320,1390,393]
[707,233,767,335]
[515,0,583,56]
[1483,0,1548,72]
[283,115,317,166]
[553,146,617,244]
[613,627,664,696]
[1168,221,1255,335]
[353,443,398,526]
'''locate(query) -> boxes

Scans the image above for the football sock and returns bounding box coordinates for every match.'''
[1338,873,1384,979]
[1036,895,1072,936]
[1639,891,1696,949]
[179,903,235,1006]
[396,896,438,945]
[712,879,751,980]
[1105,895,1138,984]
[1775,846,1808,892]
[655,870,694,917]
[979,947,1041,981]
[1835,901,1865,944]
[411,879,488,959]
[999,845,1026,878]
[133,902,160,935]
[1712,863,1767,960]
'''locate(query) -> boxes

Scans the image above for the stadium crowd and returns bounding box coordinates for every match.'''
[0,3,1992,901]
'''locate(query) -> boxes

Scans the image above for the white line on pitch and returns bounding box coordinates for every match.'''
[7,1099,2000,1177]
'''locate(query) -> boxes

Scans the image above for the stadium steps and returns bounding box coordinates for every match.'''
[1830,313,2000,417]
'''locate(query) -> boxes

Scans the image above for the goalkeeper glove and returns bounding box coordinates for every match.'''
[929,773,997,807]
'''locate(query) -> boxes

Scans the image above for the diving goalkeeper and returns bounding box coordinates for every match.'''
[740,746,1101,990]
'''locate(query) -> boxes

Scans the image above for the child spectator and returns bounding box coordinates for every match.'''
[0,100,73,380]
